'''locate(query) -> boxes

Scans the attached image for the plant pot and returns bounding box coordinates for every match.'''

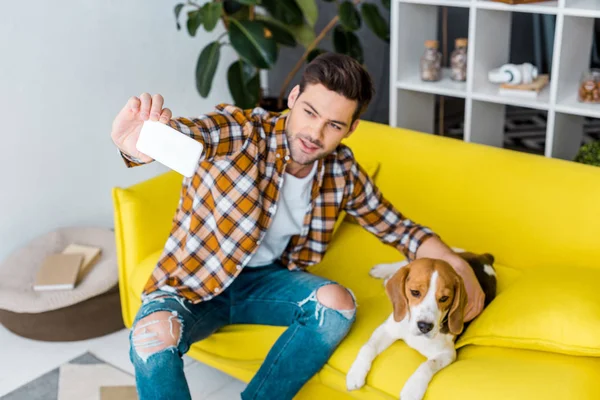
[259,96,288,113]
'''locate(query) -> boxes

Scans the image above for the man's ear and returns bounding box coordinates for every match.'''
[287,85,300,109]
[385,266,410,322]
[344,119,360,139]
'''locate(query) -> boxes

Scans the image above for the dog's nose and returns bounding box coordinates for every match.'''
[417,321,434,334]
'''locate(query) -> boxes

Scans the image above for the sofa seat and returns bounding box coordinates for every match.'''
[125,223,600,400]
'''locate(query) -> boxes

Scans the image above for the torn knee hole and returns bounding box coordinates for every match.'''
[316,284,356,312]
[132,311,182,359]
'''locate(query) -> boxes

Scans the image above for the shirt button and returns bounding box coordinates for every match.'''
[275,153,281,158]
[284,155,290,161]
[214,287,221,293]
[269,206,276,213]
[257,239,262,245]
[236,265,242,270]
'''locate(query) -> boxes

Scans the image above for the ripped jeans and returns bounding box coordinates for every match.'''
[129,260,357,400]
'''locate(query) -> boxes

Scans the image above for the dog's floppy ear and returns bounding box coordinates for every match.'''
[448,274,468,335]
[480,253,495,265]
[385,266,410,322]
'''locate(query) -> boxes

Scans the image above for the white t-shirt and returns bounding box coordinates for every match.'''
[246,161,318,267]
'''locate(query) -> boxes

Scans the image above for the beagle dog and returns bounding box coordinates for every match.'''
[346,250,497,400]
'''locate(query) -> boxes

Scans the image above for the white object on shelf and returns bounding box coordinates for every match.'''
[389,0,600,161]
[488,63,539,85]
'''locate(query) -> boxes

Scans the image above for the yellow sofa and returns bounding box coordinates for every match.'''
[112,120,600,399]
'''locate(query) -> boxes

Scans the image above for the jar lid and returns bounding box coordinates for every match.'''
[455,38,468,47]
[425,40,439,49]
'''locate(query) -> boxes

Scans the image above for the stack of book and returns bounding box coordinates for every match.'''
[33,244,102,291]
[498,74,550,99]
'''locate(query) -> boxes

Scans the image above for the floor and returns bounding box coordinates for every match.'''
[0,324,247,399]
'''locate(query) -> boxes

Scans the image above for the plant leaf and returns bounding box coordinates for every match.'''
[339,1,361,31]
[229,19,278,69]
[175,3,185,30]
[228,60,260,109]
[261,0,304,26]
[289,23,315,49]
[235,0,259,4]
[307,48,326,63]
[296,0,318,27]
[187,9,204,37]
[196,41,221,97]
[361,3,389,42]
[382,0,391,11]
[256,16,297,47]
[333,25,363,64]
[202,2,222,32]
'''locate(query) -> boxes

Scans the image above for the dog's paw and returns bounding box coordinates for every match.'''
[346,362,369,391]
[369,261,407,279]
[399,375,428,400]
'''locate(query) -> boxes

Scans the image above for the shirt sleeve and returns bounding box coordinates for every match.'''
[119,103,252,168]
[343,158,438,261]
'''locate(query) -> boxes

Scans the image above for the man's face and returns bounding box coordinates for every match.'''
[285,83,360,166]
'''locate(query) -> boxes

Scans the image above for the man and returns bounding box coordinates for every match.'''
[111,53,484,400]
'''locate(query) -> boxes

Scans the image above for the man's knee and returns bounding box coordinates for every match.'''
[131,310,182,362]
[316,284,356,312]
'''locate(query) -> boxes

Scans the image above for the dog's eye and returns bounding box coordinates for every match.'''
[439,296,449,302]
[410,290,420,298]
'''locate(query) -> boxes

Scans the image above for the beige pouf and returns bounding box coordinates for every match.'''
[0,227,124,341]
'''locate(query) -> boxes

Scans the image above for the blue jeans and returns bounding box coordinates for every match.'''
[129,261,356,400]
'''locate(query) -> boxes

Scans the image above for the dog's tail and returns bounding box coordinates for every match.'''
[369,261,409,280]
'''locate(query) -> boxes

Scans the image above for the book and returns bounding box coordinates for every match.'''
[61,243,102,283]
[100,386,138,400]
[33,253,83,291]
[498,74,549,99]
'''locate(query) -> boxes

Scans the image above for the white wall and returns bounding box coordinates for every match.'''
[0,1,235,261]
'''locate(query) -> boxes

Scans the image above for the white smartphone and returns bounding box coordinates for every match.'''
[136,120,204,178]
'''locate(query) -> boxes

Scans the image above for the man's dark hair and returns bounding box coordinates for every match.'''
[298,53,375,122]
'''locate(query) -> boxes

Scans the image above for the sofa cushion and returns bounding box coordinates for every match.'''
[320,344,600,399]
[456,266,600,356]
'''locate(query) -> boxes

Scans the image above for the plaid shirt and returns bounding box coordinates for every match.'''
[121,104,437,303]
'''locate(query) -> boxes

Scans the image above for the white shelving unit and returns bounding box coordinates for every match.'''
[389,0,600,160]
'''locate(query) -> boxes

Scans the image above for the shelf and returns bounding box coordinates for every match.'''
[390,0,595,160]
[475,0,558,14]
[556,92,600,119]
[396,68,467,98]
[471,84,551,110]
[563,0,600,18]
[397,0,470,7]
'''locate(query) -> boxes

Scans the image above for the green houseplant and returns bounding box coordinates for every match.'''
[173,0,390,110]
[574,141,600,167]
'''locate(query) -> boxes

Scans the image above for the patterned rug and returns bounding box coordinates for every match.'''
[437,102,600,156]
[1,353,136,400]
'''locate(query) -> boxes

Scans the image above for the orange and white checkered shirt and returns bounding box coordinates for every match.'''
[121,104,437,303]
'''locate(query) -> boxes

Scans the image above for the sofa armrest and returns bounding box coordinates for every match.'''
[111,171,183,325]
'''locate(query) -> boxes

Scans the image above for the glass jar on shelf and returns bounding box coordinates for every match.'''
[578,69,600,104]
[420,40,442,82]
[450,38,468,82]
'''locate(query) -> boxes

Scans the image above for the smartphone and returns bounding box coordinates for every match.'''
[136,120,204,178]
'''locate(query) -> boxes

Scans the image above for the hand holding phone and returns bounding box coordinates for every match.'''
[111,93,173,163]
